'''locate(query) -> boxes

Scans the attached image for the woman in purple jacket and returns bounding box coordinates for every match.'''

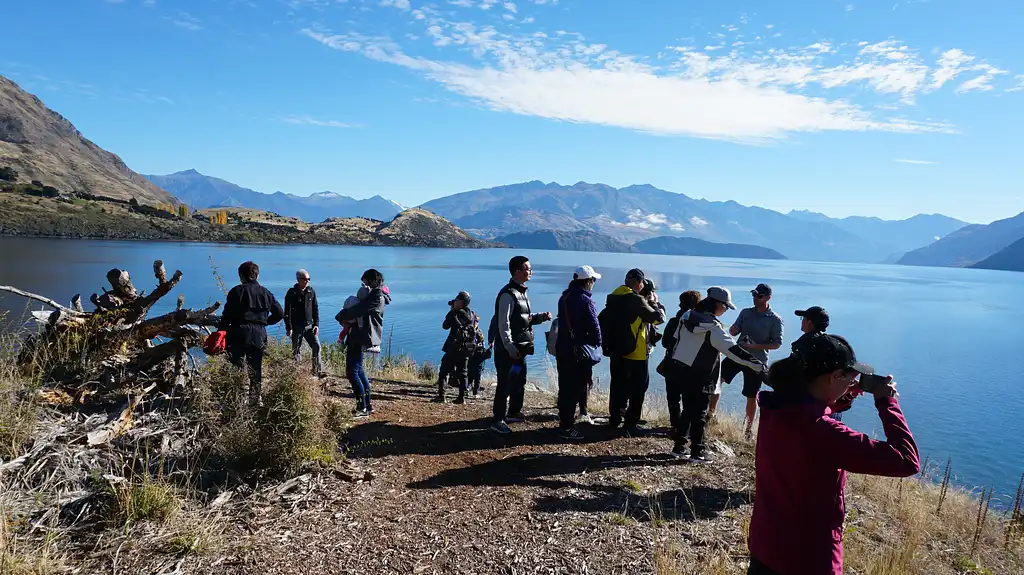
[554,265,603,441]
[748,333,920,575]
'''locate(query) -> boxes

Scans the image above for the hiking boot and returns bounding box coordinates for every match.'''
[560,428,584,442]
[453,395,466,405]
[671,443,689,460]
[490,421,512,434]
[689,451,713,464]
[506,412,527,423]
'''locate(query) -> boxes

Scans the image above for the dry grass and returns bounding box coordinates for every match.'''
[105,477,180,529]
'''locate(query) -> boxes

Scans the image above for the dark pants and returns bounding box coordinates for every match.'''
[665,377,683,428]
[228,344,264,400]
[437,352,452,386]
[608,357,650,427]
[673,383,711,455]
[747,557,782,575]
[346,342,371,410]
[468,360,484,395]
[492,349,527,423]
[291,326,322,375]
[438,352,469,398]
[556,354,592,430]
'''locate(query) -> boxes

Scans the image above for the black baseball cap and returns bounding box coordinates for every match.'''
[626,268,645,283]
[640,278,657,296]
[791,333,873,378]
[751,283,773,297]
[449,291,471,306]
[795,306,830,329]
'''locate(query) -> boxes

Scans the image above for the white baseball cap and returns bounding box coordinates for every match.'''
[574,265,602,280]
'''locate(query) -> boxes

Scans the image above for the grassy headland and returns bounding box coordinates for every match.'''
[0,181,489,248]
[1,333,1022,574]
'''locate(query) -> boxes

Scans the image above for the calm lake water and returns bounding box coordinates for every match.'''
[1,237,1021,500]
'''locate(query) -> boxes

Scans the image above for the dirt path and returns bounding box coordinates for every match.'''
[205,378,756,575]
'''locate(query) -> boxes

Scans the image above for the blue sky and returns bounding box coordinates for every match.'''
[2,0,1021,223]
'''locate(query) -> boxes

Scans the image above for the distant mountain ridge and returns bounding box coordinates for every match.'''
[898,211,1024,268]
[496,230,637,253]
[146,169,404,222]
[633,236,787,260]
[787,210,967,263]
[0,75,173,205]
[971,236,1024,272]
[419,180,963,263]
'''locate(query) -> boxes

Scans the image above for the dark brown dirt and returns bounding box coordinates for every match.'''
[192,377,757,575]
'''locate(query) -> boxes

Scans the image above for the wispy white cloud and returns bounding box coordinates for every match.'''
[283,115,355,128]
[143,0,157,7]
[1007,75,1024,93]
[169,11,202,31]
[893,158,936,165]
[300,13,1010,143]
[380,0,410,10]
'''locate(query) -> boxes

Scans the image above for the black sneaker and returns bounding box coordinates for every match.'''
[689,451,713,464]
[453,395,466,405]
[623,425,647,438]
[430,395,446,403]
[560,428,584,442]
[353,408,371,419]
[606,419,622,429]
[670,443,689,459]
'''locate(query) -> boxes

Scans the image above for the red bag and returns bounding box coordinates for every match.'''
[204,330,228,355]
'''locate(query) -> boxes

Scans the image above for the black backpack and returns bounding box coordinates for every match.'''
[598,300,639,358]
[453,313,480,355]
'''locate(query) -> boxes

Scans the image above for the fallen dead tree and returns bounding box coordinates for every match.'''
[3,260,220,402]
[0,262,366,571]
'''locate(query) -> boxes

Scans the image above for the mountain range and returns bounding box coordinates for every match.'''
[145,169,405,222]
[898,211,1024,269]
[0,76,172,205]
[419,181,967,264]
[495,229,787,260]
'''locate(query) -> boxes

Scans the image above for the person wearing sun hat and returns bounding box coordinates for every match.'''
[553,265,603,440]
[747,333,919,575]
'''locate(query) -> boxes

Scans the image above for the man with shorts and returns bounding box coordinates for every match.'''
[725,283,783,437]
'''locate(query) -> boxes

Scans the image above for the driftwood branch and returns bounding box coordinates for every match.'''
[0,285,78,313]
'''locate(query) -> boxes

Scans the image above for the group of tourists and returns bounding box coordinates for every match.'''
[215,256,920,575]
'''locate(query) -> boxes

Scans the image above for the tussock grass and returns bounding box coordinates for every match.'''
[105,477,180,528]
[197,338,348,476]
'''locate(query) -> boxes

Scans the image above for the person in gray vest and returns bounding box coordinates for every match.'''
[490,255,552,434]
[726,283,784,437]
[284,269,323,378]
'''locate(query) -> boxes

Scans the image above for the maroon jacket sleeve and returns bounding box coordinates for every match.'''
[817,397,920,477]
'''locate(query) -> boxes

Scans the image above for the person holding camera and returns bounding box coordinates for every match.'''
[662,287,764,463]
[490,256,552,434]
[600,268,666,436]
[435,291,478,404]
[748,333,919,575]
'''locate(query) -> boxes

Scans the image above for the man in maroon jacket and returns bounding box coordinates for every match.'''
[748,333,920,575]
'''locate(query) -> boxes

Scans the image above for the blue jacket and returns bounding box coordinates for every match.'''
[555,285,601,356]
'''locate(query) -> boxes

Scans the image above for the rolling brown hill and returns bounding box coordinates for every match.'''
[0,75,174,205]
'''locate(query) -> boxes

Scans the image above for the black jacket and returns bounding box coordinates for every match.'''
[284,284,319,332]
[218,280,284,347]
[442,308,476,354]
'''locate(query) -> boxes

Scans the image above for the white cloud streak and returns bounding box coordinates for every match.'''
[893,158,936,165]
[284,115,354,128]
[300,14,1009,143]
